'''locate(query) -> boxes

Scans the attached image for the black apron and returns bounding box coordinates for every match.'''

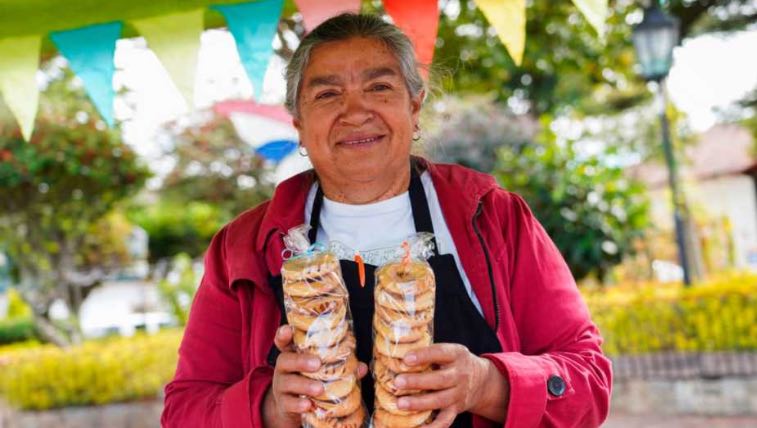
[267,166,502,427]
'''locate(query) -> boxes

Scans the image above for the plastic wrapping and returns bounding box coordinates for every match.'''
[371,233,436,428]
[281,225,367,428]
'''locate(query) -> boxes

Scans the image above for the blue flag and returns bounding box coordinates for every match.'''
[51,22,123,127]
[213,0,284,99]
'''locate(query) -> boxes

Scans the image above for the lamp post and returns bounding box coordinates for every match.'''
[632,3,692,286]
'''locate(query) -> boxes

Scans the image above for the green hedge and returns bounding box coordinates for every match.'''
[0,330,181,410]
[585,272,757,356]
[0,317,37,345]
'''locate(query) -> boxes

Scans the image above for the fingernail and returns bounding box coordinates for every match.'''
[311,384,322,395]
[394,376,406,388]
[307,358,320,370]
[299,399,310,411]
[397,397,409,410]
[404,354,417,365]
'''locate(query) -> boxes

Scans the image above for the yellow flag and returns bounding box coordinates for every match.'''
[474,0,526,66]
[0,35,41,141]
[132,9,204,109]
[572,0,608,37]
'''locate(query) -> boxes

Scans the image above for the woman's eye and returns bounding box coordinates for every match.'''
[316,91,337,100]
[370,84,391,92]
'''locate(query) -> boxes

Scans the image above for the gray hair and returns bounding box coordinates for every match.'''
[285,13,426,118]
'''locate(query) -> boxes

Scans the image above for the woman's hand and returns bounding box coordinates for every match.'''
[392,343,509,427]
[263,325,368,428]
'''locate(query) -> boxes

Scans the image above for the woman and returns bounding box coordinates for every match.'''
[162,13,611,428]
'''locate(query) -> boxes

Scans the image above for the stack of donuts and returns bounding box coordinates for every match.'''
[282,252,366,428]
[372,260,436,427]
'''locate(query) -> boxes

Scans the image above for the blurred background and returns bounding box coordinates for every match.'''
[1,0,756,426]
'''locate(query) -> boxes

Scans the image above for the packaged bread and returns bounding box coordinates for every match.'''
[371,234,436,428]
[281,225,366,428]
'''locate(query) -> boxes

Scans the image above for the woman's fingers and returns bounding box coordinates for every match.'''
[274,325,297,352]
[395,368,456,391]
[397,387,457,412]
[276,350,321,374]
[277,393,313,414]
[404,343,464,367]
[357,361,369,379]
[275,372,324,397]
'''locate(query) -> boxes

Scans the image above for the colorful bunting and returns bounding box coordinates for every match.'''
[383,0,439,76]
[572,0,608,37]
[294,0,361,33]
[473,0,526,66]
[213,0,284,100]
[0,35,41,141]
[51,22,122,127]
[214,99,298,163]
[132,9,204,109]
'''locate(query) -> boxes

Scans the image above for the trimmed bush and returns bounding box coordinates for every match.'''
[0,330,181,410]
[585,272,757,356]
[0,317,37,345]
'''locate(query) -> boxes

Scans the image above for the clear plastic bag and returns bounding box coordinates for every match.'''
[371,233,436,428]
[281,225,367,428]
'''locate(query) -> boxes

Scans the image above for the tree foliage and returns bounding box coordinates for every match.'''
[0,69,150,345]
[492,121,650,282]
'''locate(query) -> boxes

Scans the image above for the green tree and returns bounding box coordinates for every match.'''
[493,120,650,282]
[129,113,273,262]
[0,68,150,346]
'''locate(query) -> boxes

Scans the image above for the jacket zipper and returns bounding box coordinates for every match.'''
[473,201,500,332]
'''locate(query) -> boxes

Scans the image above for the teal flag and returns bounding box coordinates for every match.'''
[51,22,123,127]
[213,0,284,99]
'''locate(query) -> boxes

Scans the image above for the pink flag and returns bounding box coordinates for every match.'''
[294,0,361,33]
[383,0,439,75]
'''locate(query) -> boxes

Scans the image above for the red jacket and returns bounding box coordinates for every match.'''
[162,160,612,428]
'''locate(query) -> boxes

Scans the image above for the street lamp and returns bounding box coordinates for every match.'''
[632,3,692,286]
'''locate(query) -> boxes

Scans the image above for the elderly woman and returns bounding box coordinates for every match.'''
[162,13,611,428]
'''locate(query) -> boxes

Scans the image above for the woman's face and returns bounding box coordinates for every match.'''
[294,37,422,187]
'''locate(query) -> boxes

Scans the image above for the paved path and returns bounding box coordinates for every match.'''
[605,414,757,427]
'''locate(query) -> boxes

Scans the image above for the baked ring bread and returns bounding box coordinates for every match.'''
[302,354,359,381]
[375,288,434,313]
[303,403,366,428]
[375,262,434,295]
[314,375,356,402]
[294,319,348,350]
[287,300,346,332]
[372,407,433,428]
[375,304,434,328]
[373,316,427,344]
[311,384,362,418]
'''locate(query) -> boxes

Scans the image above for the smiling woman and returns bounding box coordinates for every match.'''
[161,13,612,428]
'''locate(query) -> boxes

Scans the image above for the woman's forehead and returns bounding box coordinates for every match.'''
[304,37,402,79]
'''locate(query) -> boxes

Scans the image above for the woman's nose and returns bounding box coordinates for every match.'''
[338,91,373,126]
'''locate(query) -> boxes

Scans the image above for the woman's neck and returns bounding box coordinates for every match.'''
[319,167,411,205]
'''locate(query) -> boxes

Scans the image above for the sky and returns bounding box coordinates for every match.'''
[113,26,757,163]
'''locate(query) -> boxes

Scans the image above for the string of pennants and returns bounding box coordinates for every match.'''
[0,0,607,147]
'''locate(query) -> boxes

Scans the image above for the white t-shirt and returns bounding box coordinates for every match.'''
[304,172,484,315]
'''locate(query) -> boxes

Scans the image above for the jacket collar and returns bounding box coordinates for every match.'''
[250,157,499,278]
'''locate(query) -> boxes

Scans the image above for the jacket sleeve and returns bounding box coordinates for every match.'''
[480,192,612,428]
[161,227,274,428]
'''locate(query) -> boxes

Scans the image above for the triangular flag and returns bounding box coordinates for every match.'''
[294,0,361,33]
[51,22,122,127]
[383,0,439,77]
[572,0,608,37]
[213,0,284,100]
[132,10,204,109]
[474,0,526,66]
[0,35,41,141]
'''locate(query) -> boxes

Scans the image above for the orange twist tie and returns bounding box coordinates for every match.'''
[354,251,366,287]
[401,241,411,266]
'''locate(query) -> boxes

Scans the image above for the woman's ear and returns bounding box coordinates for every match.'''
[410,89,425,119]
